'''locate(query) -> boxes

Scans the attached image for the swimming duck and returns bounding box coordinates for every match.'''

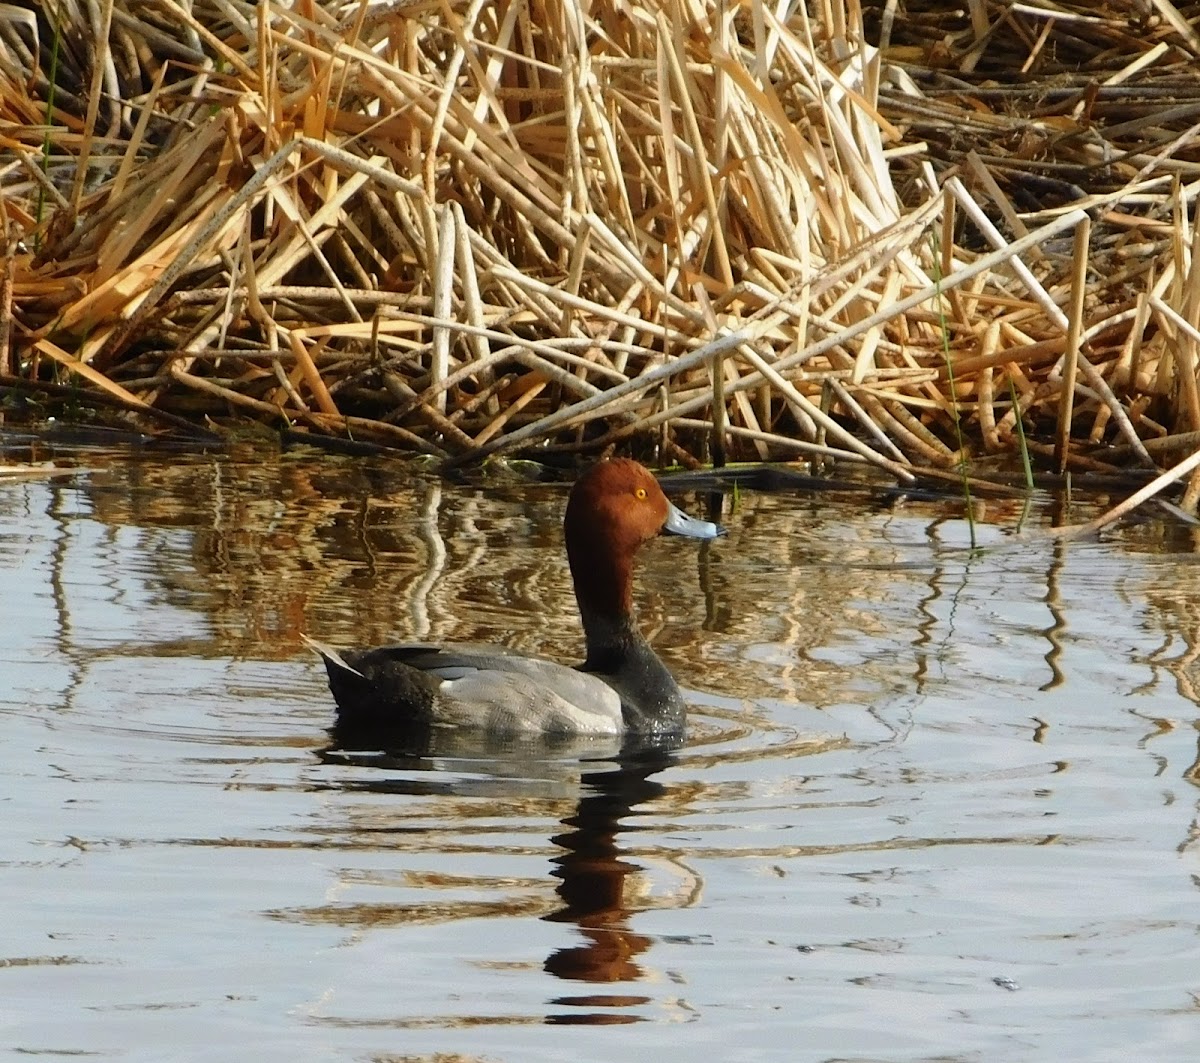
[305,458,721,738]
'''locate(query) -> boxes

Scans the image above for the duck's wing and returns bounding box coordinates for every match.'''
[309,638,624,735]
[378,643,625,734]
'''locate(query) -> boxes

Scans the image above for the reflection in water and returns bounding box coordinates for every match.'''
[542,753,674,1022]
[319,722,686,1024]
[1038,537,1069,692]
[8,444,1200,1058]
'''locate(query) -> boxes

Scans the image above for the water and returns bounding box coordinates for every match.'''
[2,444,1200,1061]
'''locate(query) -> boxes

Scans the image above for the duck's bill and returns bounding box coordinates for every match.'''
[663,500,723,539]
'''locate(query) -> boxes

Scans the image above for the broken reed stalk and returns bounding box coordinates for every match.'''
[1052,441,1200,540]
[0,219,14,377]
[3,0,1200,517]
[935,187,976,547]
[1055,217,1091,474]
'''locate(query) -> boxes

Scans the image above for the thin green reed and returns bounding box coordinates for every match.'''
[36,2,64,246]
[1008,376,1034,492]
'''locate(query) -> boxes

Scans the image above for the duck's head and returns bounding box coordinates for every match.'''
[564,459,721,621]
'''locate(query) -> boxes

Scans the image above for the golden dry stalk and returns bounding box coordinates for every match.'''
[2,0,1200,487]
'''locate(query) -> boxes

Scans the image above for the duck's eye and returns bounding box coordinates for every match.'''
[634,487,647,501]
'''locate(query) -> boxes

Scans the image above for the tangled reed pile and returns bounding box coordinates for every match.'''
[3,0,1200,492]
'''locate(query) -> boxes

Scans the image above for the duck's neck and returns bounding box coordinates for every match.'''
[576,599,643,663]
[569,547,685,732]
[568,544,638,655]
[576,597,685,733]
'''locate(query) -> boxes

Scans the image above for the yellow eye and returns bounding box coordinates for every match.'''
[634,487,647,500]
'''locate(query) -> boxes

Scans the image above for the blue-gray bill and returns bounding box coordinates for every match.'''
[663,499,723,539]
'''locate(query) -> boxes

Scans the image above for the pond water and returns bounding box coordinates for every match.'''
[2,441,1200,1062]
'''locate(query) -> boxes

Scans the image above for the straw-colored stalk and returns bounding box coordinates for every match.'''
[0,0,1199,519]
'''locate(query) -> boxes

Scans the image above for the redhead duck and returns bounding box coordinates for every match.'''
[305,458,721,738]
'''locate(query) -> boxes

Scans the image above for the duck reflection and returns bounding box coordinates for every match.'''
[321,725,678,1024]
[542,750,673,1021]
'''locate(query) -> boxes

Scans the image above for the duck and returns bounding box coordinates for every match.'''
[304,458,721,739]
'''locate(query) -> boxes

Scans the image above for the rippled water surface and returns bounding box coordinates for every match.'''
[4,443,1200,1062]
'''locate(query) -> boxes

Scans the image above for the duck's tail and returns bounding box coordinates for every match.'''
[299,633,365,677]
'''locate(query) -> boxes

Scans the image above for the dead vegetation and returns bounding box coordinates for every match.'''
[2,0,1200,500]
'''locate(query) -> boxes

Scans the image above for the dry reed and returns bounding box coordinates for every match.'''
[3,0,1200,504]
